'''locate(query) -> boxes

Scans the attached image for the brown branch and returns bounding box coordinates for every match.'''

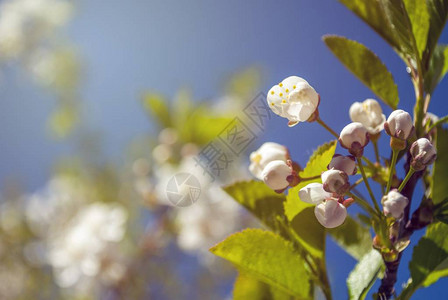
[377,154,425,299]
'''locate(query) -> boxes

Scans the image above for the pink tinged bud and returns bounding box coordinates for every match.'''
[299,182,332,204]
[249,142,289,180]
[410,138,437,171]
[382,190,409,219]
[384,109,413,140]
[339,122,369,157]
[321,169,350,195]
[328,154,357,175]
[267,76,320,127]
[349,99,386,134]
[261,160,293,191]
[314,200,347,228]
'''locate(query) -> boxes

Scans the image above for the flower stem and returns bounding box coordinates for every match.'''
[357,157,381,213]
[373,140,381,163]
[350,177,363,190]
[299,174,321,181]
[316,117,339,138]
[398,168,415,193]
[386,150,399,194]
[428,115,448,132]
[347,192,378,217]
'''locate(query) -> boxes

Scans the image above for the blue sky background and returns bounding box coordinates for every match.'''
[0,0,447,298]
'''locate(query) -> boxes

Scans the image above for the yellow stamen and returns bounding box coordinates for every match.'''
[279,83,283,87]
[251,153,262,164]
[282,99,286,103]
[293,85,296,89]
[271,102,275,106]
[270,91,274,95]
[279,93,283,97]
[285,89,289,93]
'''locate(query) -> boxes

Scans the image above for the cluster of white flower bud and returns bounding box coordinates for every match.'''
[249,142,294,191]
[263,75,440,230]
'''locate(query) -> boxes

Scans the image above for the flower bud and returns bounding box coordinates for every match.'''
[314,200,347,228]
[261,160,293,191]
[249,142,289,180]
[382,190,409,219]
[328,154,357,175]
[299,182,332,204]
[384,109,413,140]
[349,99,386,134]
[339,122,369,157]
[410,138,437,171]
[321,169,350,195]
[267,76,320,127]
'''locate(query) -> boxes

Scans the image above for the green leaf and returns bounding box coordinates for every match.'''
[289,201,325,259]
[424,44,448,94]
[323,35,399,109]
[432,128,448,205]
[338,0,400,50]
[400,223,448,298]
[327,216,372,260]
[233,272,294,300]
[423,0,448,68]
[210,229,311,298]
[299,140,337,179]
[284,140,337,221]
[223,180,286,232]
[347,250,384,300]
[403,0,430,58]
[378,0,419,62]
[142,93,172,128]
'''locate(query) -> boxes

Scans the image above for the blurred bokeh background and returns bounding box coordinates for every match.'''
[0,0,447,299]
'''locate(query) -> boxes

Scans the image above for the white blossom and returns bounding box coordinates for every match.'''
[339,122,369,157]
[384,109,413,140]
[328,154,357,175]
[299,182,332,204]
[249,142,289,180]
[410,138,437,171]
[382,190,409,219]
[321,169,350,195]
[47,202,128,289]
[261,160,292,191]
[299,182,347,228]
[349,99,386,134]
[267,76,319,127]
[0,0,73,59]
[314,200,347,228]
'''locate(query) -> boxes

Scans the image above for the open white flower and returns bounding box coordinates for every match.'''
[328,154,357,175]
[349,99,386,134]
[261,160,292,191]
[299,182,347,228]
[410,138,437,171]
[382,190,408,219]
[339,122,369,157]
[384,109,413,140]
[267,76,319,127]
[249,142,289,180]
